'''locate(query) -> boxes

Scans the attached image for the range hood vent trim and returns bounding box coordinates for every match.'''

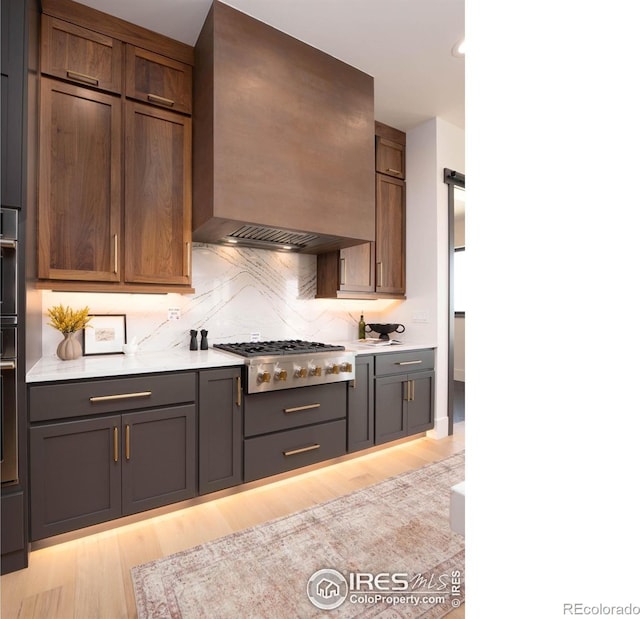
[225,225,320,251]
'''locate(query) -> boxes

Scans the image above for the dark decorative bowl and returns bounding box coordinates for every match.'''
[365,323,405,340]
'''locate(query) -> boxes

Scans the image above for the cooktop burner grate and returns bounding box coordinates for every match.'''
[213,339,345,358]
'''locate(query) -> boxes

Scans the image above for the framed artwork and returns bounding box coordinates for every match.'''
[83,314,127,356]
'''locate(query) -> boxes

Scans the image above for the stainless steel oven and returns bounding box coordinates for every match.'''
[1,207,19,484]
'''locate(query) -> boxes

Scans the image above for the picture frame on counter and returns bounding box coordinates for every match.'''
[83,314,127,356]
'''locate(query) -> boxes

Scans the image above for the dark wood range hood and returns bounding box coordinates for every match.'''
[192,1,375,253]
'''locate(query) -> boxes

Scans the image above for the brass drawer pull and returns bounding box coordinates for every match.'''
[386,168,402,175]
[409,380,415,401]
[67,70,99,86]
[113,234,119,275]
[113,427,118,462]
[125,424,131,460]
[235,376,242,407]
[90,391,152,403]
[0,239,17,249]
[147,93,175,107]
[284,444,320,457]
[1,360,17,370]
[340,258,346,285]
[283,403,320,414]
[396,360,422,366]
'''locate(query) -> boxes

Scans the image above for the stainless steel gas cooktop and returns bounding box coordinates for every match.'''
[212,340,355,393]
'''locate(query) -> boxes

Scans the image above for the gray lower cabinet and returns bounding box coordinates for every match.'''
[198,367,242,494]
[348,354,374,452]
[29,372,197,540]
[243,383,348,483]
[374,349,435,445]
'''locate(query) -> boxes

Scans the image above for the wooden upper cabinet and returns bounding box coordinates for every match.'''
[375,173,405,295]
[124,101,192,285]
[376,136,405,179]
[316,244,375,298]
[38,77,121,282]
[125,45,192,115]
[40,15,123,93]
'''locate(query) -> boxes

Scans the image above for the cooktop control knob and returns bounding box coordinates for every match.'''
[340,362,353,373]
[294,367,308,378]
[274,368,288,381]
[257,371,271,384]
[326,363,340,375]
[309,365,322,377]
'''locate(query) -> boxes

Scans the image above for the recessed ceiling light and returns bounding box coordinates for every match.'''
[452,38,465,58]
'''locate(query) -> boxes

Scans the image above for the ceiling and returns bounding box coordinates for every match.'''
[73,0,465,132]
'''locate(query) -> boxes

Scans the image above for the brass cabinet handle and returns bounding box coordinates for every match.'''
[396,360,422,366]
[376,262,383,286]
[113,427,119,462]
[147,93,175,107]
[186,242,192,277]
[283,444,320,457]
[67,70,98,85]
[283,403,320,414]
[125,425,131,460]
[90,391,152,403]
[113,234,119,275]
[410,380,415,401]
[1,360,17,370]
[235,376,242,407]
[350,378,357,389]
[386,168,402,175]
[403,381,409,402]
[0,239,17,249]
[340,258,346,285]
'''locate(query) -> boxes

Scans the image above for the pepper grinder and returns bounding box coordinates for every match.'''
[189,330,198,351]
[200,329,209,350]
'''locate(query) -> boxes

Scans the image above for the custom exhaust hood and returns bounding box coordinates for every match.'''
[192,1,375,254]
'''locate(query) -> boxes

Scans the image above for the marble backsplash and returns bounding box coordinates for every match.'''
[40,244,400,356]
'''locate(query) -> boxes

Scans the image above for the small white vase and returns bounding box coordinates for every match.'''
[56,332,82,361]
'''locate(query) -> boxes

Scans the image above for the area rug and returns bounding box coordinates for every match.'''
[132,451,465,619]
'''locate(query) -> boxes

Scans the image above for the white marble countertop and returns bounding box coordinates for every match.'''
[26,349,245,383]
[26,341,436,383]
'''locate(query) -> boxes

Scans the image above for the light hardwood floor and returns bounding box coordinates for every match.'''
[1,424,465,618]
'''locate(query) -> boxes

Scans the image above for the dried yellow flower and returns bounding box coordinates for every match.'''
[47,305,92,334]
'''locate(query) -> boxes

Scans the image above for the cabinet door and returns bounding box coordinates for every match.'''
[340,243,375,293]
[30,416,121,540]
[374,374,407,445]
[40,15,123,93]
[348,355,374,452]
[38,77,121,281]
[124,101,191,285]
[125,45,192,115]
[407,370,435,435]
[375,136,405,179]
[1,0,25,209]
[375,173,405,294]
[121,405,196,515]
[199,368,242,494]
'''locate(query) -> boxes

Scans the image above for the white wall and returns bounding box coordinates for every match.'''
[385,117,464,438]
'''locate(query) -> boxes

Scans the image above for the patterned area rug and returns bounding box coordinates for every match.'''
[132,451,465,618]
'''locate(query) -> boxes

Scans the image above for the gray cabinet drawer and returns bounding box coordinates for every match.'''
[244,419,346,482]
[30,372,196,422]
[374,349,434,376]
[244,383,347,437]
